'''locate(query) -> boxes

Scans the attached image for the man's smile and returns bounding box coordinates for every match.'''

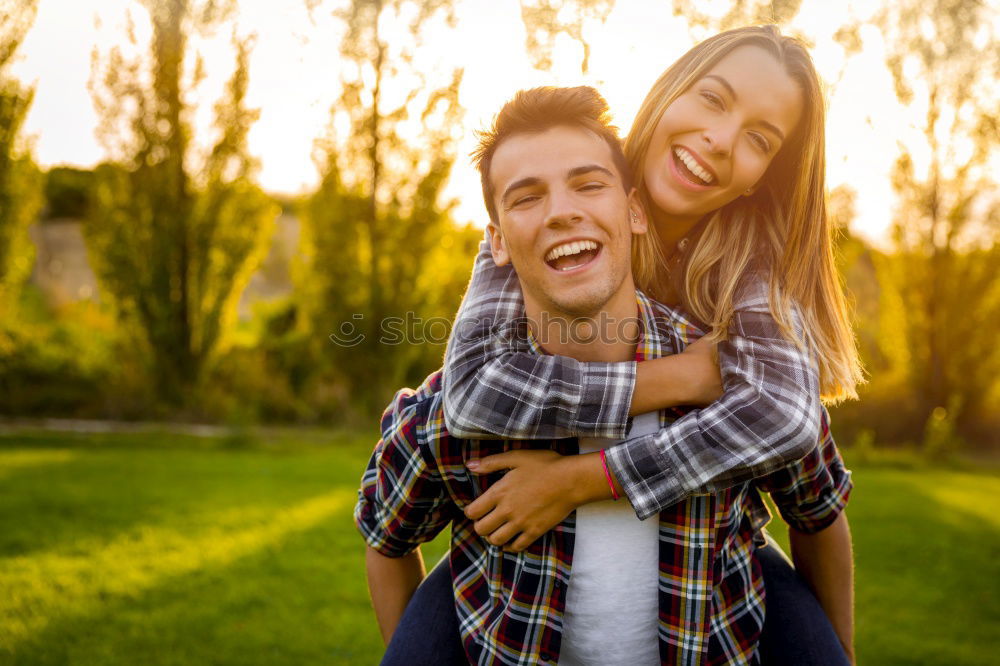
[543,239,603,272]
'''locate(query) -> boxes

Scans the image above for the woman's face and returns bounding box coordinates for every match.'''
[642,45,804,229]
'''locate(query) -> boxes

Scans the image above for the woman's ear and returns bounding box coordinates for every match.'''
[626,189,648,235]
[487,223,511,267]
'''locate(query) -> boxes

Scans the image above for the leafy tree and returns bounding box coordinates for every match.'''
[0,0,42,315]
[87,0,277,405]
[672,0,802,35]
[299,0,478,412]
[876,0,1000,443]
[43,166,95,220]
[519,0,616,74]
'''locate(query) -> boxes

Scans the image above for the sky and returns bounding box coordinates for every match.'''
[9,0,920,246]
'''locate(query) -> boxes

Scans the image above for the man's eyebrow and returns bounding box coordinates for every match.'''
[501,165,616,203]
[501,177,541,203]
[703,74,786,142]
[567,164,616,180]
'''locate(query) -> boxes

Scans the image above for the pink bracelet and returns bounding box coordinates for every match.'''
[599,449,620,501]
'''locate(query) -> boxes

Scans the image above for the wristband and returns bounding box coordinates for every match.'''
[599,449,620,501]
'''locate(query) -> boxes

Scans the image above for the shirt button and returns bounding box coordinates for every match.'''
[540,653,552,662]
[678,238,689,252]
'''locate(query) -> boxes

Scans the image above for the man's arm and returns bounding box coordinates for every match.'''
[365,546,427,645]
[788,513,855,663]
[354,376,458,639]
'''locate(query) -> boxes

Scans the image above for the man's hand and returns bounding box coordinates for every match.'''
[465,450,594,552]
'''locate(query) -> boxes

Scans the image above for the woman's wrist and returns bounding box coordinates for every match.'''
[562,451,626,506]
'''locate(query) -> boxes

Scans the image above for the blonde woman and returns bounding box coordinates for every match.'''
[386,25,860,666]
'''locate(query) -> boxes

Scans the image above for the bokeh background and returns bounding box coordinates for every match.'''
[0,0,997,664]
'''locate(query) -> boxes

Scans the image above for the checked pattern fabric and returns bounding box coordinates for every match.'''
[356,291,852,665]
[442,236,832,521]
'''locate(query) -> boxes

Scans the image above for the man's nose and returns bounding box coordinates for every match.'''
[544,187,583,227]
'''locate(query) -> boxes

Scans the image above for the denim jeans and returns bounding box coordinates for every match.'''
[381,542,850,665]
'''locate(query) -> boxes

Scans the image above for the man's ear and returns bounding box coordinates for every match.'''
[626,189,648,235]
[487,223,511,267]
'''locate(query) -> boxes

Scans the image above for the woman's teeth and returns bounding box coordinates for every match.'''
[673,147,714,185]
[544,240,599,262]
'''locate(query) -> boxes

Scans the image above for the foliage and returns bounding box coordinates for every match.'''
[0,0,43,316]
[43,166,94,220]
[875,0,1000,440]
[519,0,616,74]
[86,0,277,405]
[299,0,479,412]
[672,0,803,35]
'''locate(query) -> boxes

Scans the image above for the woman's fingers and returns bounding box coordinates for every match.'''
[466,450,519,474]
[484,522,520,548]
[472,505,507,537]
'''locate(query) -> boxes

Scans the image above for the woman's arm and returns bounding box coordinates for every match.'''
[443,234,710,440]
[605,287,822,519]
[442,234,633,439]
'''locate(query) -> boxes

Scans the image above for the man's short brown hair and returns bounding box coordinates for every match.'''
[472,86,633,225]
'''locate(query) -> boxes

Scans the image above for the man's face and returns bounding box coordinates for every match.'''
[487,125,646,319]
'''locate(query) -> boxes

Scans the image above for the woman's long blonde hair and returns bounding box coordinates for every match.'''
[626,25,863,403]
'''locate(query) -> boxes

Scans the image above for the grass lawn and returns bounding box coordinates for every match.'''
[0,429,997,665]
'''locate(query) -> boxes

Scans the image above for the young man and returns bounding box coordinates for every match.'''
[355,86,853,665]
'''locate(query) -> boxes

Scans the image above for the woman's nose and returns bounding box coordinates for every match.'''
[702,122,737,156]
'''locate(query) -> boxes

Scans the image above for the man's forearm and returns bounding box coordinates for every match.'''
[788,513,855,663]
[365,546,426,645]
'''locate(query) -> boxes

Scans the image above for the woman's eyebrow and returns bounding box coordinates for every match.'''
[704,74,737,99]
[703,74,786,142]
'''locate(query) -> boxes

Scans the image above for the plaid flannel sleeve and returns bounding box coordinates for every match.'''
[755,408,853,533]
[604,281,824,520]
[441,232,635,440]
[354,375,459,558]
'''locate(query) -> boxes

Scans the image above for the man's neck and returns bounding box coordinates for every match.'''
[526,287,640,363]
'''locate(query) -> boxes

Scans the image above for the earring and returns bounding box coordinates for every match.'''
[745,188,753,195]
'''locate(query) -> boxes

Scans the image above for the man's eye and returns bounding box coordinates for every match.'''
[700,90,724,109]
[579,182,606,192]
[510,195,539,207]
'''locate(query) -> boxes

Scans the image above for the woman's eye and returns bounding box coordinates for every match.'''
[748,132,771,153]
[700,90,724,109]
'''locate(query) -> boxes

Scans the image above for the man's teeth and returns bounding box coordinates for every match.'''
[674,147,714,184]
[545,240,599,262]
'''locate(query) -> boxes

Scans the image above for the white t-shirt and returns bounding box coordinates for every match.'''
[558,411,661,666]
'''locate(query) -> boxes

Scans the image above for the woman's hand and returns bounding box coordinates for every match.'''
[630,335,723,414]
[679,336,723,405]
[465,449,611,552]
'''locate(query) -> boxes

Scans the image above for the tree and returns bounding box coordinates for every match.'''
[519,0,616,75]
[0,0,43,316]
[87,0,277,405]
[299,0,479,412]
[672,0,803,35]
[876,0,1000,444]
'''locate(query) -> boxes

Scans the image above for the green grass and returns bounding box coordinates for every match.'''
[0,430,996,665]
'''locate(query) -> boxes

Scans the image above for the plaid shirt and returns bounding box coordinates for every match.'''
[443,237,830,520]
[356,292,853,665]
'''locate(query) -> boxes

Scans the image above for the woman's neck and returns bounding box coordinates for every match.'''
[652,212,700,258]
